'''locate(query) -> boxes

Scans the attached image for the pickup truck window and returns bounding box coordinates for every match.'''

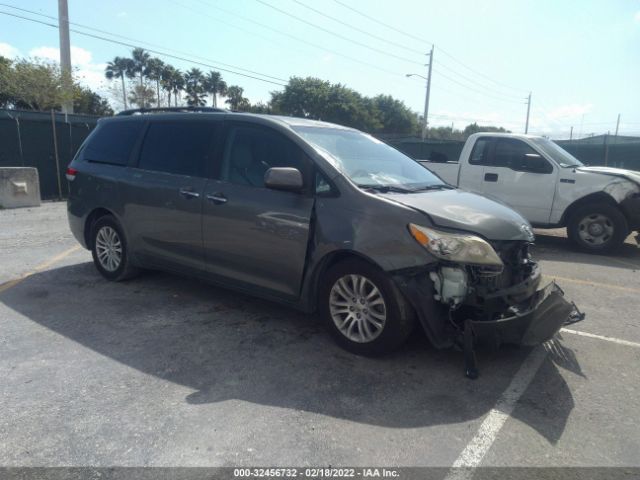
[530,137,584,168]
[494,138,539,168]
[469,138,491,165]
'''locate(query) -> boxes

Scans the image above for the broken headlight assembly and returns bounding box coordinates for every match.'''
[408,224,503,270]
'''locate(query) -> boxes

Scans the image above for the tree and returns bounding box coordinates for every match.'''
[145,57,165,108]
[184,68,206,106]
[463,122,510,136]
[104,56,133,110]
[130,48,150,106]
[128,84,156,109]
[225,85,249,111]
[369,95,418,134]
[5,59,73,110]
[203,70,227,108]
[0,56,14,107]
[73,85,114,115]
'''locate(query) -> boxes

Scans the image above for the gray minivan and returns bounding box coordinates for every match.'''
[67,108,578,376]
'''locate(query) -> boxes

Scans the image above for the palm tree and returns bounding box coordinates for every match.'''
[184,68,206,107]
[225,85,249,111]
[130,48,150,107]
[145,57,165,108]
[203,70,227,108]
[104,56,133,110]
[161,65,176,107]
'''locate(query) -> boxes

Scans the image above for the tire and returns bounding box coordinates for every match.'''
[90,215,140,281]
[567,203,628,254]
[319,258,415,356]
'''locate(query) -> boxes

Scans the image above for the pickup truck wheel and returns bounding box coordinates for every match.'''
[90,215,140,281]
[567,204,628,253]
[319,258,415,356]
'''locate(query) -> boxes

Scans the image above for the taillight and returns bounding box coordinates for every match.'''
[66,167,78,181]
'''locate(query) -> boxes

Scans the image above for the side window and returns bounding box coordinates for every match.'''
[137,121,215,177]
[494,139,539,169]
[222,126,309,188]
[469,138,492,166]
[84,121,144,166]
[315,171,334,196]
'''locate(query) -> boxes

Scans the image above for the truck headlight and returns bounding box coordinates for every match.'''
[408,223,504,268]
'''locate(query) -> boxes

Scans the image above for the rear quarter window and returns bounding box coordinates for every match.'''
[83,121,144,166]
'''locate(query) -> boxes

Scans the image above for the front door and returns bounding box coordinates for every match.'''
[202,123,314,298]
[479,138,557,224]
[121,119,218,272]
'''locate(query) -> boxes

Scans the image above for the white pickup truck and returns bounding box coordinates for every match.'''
[420,133,640,253]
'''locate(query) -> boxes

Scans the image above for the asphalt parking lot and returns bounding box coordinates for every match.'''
[1,202,639,470]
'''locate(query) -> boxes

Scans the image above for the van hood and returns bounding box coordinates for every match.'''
[380,188,533,241]
[576,166,640,187]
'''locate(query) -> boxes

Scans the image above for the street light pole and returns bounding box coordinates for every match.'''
[406,45,434,141]
[524,91,531,134]
[58,0,73,114]
[422,45,433,140]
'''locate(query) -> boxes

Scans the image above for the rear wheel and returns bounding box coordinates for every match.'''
[567,203,628,253]
[319,258,415,356]
[90,215,140,281]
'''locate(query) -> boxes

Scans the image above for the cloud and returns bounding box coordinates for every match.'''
[0,42,20,58]
[29,45,94,65]
[546,103,593,119]
[28,45,108,95]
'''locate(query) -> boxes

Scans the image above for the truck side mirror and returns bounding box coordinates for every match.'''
[518,153,551,174]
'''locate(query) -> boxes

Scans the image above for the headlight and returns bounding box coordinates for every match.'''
[408,223,503,268]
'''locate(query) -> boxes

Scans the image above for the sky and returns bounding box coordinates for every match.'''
[1,0,639,138]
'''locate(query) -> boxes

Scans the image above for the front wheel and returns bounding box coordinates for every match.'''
[319,258,415,356]
[567,203,628,253]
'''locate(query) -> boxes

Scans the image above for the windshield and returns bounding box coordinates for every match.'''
[530,137,584,168]
[293,126,445,190]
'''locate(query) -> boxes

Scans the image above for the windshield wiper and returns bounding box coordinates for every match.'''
[409,184,454,192]
[358,184,414,193]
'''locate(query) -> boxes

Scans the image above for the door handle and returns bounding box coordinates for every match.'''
[179,188,200,199]
[206,193,227,204]
[484,173,498,182]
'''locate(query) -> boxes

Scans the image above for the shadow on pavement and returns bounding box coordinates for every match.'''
[1,262,577,442]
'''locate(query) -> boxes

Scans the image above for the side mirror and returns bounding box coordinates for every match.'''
[519,153,551,173]
[264,167,304,192]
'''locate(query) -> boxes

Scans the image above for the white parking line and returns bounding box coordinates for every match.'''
[444,346,548,479]
[561,328,640,348]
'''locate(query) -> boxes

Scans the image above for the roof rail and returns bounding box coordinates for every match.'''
[116,106,227,116]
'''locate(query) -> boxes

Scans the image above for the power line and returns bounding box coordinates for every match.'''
[332,0,432,45]
[291,0,426,56]
[432,68,524,104]
[0,9,287,86]
[0,2,288,82]
[331,0,528,93]
[434,60,523,101]
[189,0,419,80]
[253,0,424,65]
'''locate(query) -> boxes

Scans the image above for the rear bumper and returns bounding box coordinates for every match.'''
[471,282,575,347]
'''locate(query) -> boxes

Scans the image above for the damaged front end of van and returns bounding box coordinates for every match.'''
[393,224,582,378]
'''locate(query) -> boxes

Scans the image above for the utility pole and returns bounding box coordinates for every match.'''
[524,92,531,134]
[569,126,573,141]
[58,0,73,114]
[614,113,620,143]
[422,45,434,140]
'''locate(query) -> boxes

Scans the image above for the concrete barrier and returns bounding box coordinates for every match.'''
[0,167,41,209]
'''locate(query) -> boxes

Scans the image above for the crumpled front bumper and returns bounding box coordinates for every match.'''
[471,282,576,347]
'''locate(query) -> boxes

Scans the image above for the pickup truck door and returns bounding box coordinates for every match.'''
[457,137,491,194]
[480,138,557,225]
